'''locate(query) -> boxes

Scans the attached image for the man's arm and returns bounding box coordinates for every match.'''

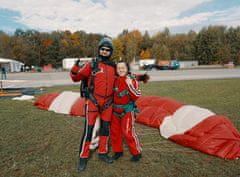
[70,61,91,82]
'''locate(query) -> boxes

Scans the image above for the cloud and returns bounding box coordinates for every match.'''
[0,0,238,36]
[211,6,240,27]
[169,5,240,34]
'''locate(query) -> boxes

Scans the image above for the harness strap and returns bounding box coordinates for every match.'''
[113,111,125,118]
[95,92,113,98]
[129,74,136,79]
[115,74,136,98]
[89,93,113,113]
[117,89,129,97]
[113,101,139,118]
[89,58,100,93]
[100,97,113,112]
[82,57,114,113]
[89,93,99,107]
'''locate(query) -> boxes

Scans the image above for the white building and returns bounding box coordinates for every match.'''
[0,58,24,72]
[62,58,92,70]
[179,60,199,69]
[138,59,155,67]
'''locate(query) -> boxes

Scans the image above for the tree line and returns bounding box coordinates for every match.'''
[0,25,240,67]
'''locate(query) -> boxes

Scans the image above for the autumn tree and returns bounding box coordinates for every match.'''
[112,38,123,61]
[119,30,143,62]
[139,48,151,59]
[0,32,13,59]
[216,46,232,64]
[1,25,240,67]
[140,31,153,50]
[170,31,196,60]
[151,28,171,61]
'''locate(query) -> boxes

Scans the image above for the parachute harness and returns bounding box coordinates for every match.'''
[80,58,113,113]
[113,74,139,118]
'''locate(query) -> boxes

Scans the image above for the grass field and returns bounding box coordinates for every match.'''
[0,78,240,177]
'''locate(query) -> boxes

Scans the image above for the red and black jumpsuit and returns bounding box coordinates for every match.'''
[71,61,115,158]
[110,75,142,156]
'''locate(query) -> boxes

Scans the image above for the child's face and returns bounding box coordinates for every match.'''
[117,62,128,77]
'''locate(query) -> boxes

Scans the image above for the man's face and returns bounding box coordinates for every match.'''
[99,47,111,57]
[117,62,128,77]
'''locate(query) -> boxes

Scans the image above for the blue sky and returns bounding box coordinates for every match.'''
[179,0,240,17]
[0,8,27,32]
[0,0,240,36]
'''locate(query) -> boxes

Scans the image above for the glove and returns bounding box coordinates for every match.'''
[71,65,80,75]
[137,73,150,83]
[75,59,80,66]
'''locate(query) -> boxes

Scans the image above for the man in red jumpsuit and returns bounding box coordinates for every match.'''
[70,37,115,171]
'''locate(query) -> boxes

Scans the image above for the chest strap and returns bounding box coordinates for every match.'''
[81,58,113,112]
[117,89,129,97]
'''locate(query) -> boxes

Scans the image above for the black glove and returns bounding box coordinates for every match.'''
[137,73,150,83]
[75,59,80,66]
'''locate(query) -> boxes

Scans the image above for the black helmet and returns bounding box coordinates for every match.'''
[98,37,113,50]
[98,37,113,60]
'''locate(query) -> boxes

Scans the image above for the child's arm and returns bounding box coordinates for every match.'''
[126,76,141,101]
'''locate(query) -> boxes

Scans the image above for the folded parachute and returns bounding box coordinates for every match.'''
[34,91,240,159]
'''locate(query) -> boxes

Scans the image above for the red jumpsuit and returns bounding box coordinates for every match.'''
[110,75,142,156]
[71,61,115,158]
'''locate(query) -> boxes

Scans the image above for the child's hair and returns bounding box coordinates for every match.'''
[116,60,131,74]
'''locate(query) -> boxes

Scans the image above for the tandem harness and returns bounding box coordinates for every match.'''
[80,58,113,113]
[113,101,139,118]
[112,84,139,118]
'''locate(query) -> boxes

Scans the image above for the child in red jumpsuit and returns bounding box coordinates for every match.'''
[110,61,142,162]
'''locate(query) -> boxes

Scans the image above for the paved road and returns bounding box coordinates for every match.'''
[147,68,240,81]
[1,68,240,88]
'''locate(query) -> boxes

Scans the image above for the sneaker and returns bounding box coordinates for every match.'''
[99,154,114,164]
[112,152,123,160]
[78,158,88,171]
[130,154,142,162]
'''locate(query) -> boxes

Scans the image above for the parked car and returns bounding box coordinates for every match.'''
[143,60,180,71]
[168,60,180,70]
[143,64,161,71]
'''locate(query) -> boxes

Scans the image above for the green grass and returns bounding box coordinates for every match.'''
[0,79,240,177]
